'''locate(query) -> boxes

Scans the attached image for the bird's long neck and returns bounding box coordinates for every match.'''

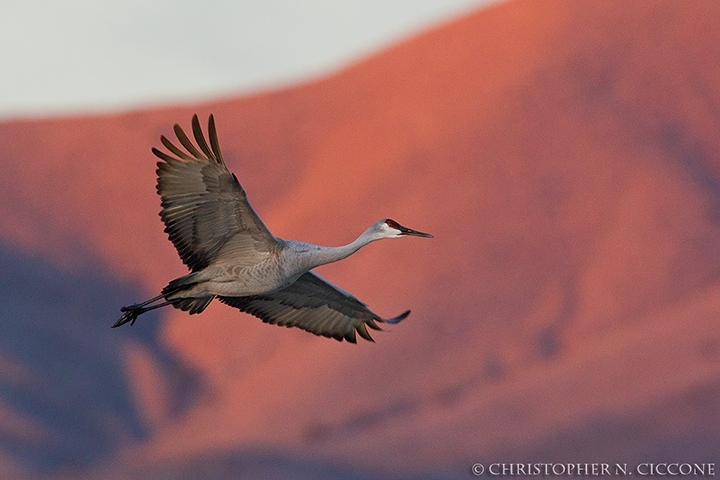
[292,231,376,271]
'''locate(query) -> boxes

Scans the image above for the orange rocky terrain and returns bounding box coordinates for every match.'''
[1,0,719,478]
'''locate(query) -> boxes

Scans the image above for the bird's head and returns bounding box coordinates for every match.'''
[370,218,434,240]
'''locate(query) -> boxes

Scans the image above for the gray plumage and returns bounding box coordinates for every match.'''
[113,114,432,343]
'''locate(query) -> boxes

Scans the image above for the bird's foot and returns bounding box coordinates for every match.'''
[112,308,141,328]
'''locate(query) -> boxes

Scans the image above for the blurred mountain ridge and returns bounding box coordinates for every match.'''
[1,0,720,477]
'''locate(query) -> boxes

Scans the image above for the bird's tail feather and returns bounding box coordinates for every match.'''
[161,275,214,314]
[168,296,214,314]
[162,274,199,295]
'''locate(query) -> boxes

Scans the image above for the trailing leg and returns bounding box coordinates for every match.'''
[113,277,215,327]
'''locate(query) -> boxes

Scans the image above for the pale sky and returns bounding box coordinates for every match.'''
[0,0,502,120]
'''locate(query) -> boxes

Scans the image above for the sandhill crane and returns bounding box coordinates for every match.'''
[113,115,432,342]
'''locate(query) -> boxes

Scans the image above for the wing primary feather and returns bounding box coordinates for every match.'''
[191,114,215,160]
[154,114,277,273]
[174,122,203,158]
[152,147,177,163]
[385,310,410,324]
[160,135,193,160]
[366,319,382,330]
[356,323,374,342]
[208,115,225,164]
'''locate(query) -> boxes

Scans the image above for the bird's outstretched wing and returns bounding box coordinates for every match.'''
[153,114,278,272]
[219,272,409,343]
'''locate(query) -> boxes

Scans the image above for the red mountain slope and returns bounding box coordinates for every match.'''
[1,0,720,477]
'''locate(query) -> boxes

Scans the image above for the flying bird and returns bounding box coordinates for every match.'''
[113,115,432,342]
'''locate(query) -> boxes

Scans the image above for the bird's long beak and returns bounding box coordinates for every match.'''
[397,224,433,238]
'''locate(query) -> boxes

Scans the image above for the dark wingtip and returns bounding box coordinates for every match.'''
[191,114,215,159]
[385,310,410,324]
[191,115,201,132]
[151,146,173,162]
[207,114,224,164]
[173,120,203,158]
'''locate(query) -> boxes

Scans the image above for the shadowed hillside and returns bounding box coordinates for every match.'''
[1,0,720,478]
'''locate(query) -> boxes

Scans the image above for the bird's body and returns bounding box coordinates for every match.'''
[165,233,375,299]
[114,115,432,343]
